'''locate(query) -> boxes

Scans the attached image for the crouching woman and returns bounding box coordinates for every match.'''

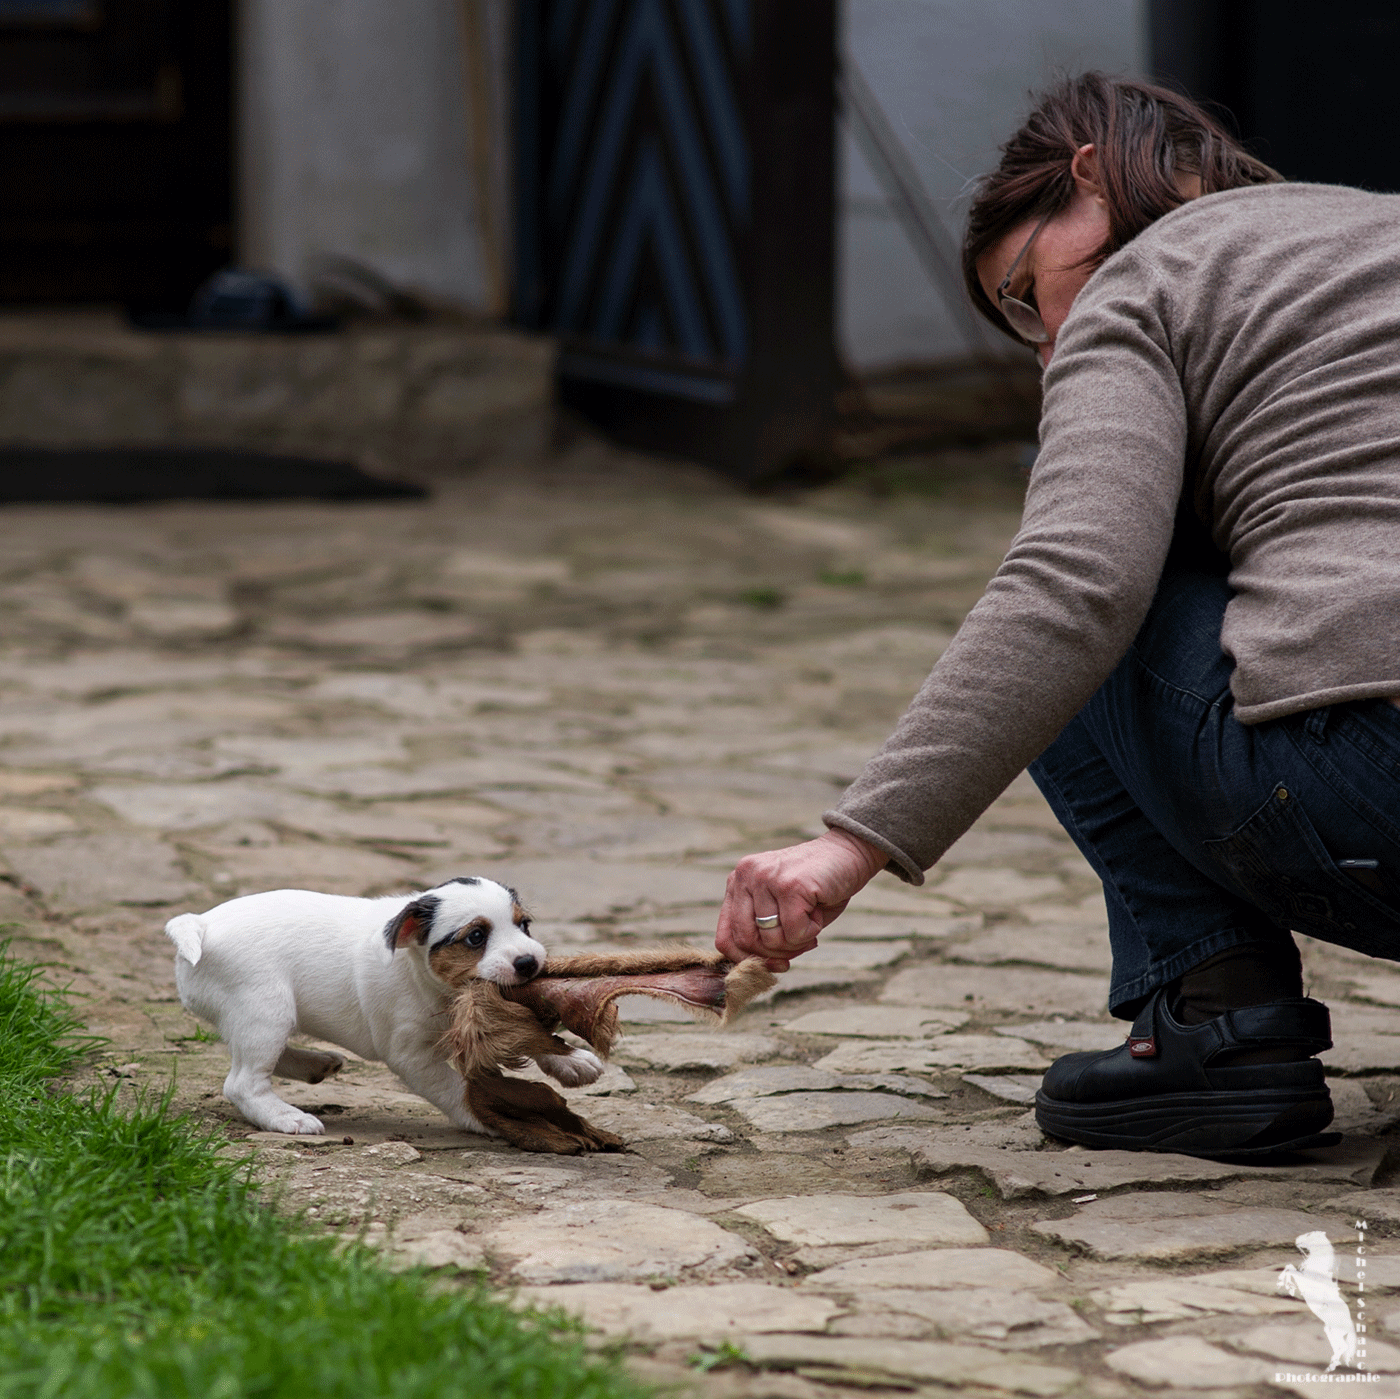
[716,72,1400,1158]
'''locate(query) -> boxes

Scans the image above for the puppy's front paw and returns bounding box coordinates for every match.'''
[263,1106,325,1136]
[537,1048,604,1087]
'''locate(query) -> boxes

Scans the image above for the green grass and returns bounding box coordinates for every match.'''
[0,943,646,1399]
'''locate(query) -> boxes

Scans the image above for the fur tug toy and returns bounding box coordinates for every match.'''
[443,948,775,1154]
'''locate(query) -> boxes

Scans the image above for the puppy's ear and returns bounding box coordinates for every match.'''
[382,894,440,954]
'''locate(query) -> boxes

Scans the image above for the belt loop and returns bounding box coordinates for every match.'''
[1304,706,1331,742]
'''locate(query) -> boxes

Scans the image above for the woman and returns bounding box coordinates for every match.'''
[715,72,1400,1159]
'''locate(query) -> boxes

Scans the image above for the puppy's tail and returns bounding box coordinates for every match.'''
[165,913,208,967]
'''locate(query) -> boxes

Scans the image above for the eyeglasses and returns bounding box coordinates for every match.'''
[996,212,1052,344]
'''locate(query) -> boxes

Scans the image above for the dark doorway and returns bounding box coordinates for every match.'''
[1149,1,1400,192]
[0,0,232,310]
[513,0,837,482]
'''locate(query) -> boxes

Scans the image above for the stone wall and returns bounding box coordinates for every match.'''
[0,313,552,478]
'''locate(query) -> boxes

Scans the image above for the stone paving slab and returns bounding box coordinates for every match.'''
[1344,970,1400,1008]
[467,1156,677,1204]
[787,941,911,971]
[814,912,981,941]
[814,1034,1050,1073]
[1105,1337,1276,1391]
[1227,1319,1400,1372]
[932,866,1066,907]
[881,964,1111,1018]
[89,775,399,827]
[1328,1078,1400,1134]
[307,759,614,802]
[781,1005,968,1037]
[1090,1275,1307,1326]
[951,920,1112,972]
[5,831,205,908]
[735,1191,989,1248]
[1032,1196,1353,1261]
[185,840,418,897]
[1325,1187,1400,1222]
[738,1334,1079,1397]
[0,808,77,838]
[962,1072,1043,1103]
[800,1247,1061,1291]
[994,1020,1125,1051]
[824,1287,1098,1349]
[850,1110,1045,1155]
[1325,1031,1400,1074]
[481,1201,756,1284]
[840,880,962,918]
[379,1229,487,1273]
[910,1133,1386,1200]
[514,1282,841,1340]
[686,1065,946,1105]
[613,1032,779,1071]
[920,1142,1252,1199]
[1020,892,1111,924]
[937,830,1067,866]
[471,858,724,920]
[730,1091,945,1133]
[1097,1252,1397,1316]
[576,1099,733,1143]
[751,968,879,1000]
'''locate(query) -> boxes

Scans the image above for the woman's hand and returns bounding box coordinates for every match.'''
[715,827,889,972]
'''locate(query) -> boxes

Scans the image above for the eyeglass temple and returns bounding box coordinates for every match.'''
[998,212,1053,296]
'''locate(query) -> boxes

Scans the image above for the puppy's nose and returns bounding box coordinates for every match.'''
[513,954,539,979]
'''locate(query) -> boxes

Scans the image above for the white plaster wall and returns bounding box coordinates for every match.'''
[842,0,1146,369]
[237,1,1141,352]
[238,0,506,310]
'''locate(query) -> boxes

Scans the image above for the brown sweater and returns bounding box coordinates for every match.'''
[827,183,1400,883]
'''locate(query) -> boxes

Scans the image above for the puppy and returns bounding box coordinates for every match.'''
[165,876,603,1136]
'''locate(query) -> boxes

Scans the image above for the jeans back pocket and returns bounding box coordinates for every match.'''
[1202,782,1400,960]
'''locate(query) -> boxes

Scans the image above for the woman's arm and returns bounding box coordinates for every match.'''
[717,252,1189,962]
[830,256,1188,879]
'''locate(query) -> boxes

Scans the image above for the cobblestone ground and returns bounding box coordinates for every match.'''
[3,439,1399,1398]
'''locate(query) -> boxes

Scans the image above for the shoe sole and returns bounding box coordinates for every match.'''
[1035,1085,1337,1159]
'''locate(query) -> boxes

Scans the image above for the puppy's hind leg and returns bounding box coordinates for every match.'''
[274,1044,346,1085]
[223,1008,325,1135]
[389,1053,490,1135]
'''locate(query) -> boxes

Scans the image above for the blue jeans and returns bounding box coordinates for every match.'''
[1029,560,1400,1018]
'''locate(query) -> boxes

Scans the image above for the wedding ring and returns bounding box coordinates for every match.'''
[754,914,780,929]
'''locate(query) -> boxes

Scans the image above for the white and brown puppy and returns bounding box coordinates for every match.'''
[165,877,602,1136]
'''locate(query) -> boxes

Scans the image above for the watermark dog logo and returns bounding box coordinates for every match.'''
[1274,1223,1378,1384]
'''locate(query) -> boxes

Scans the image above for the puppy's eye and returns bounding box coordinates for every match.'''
[464,926,488,948]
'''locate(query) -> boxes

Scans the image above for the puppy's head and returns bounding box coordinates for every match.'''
[383,877,545,989]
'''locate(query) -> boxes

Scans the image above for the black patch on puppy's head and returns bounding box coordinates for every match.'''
[431,915,492,952]
[383,894,441,953]
[447,876,480,887]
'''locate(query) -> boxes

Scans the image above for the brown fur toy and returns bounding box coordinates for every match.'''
[442,948,775,1155]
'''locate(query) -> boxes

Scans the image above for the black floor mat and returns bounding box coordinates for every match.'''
[0,447,427,502]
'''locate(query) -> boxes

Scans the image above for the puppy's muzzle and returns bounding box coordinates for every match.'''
[513,954,540,980]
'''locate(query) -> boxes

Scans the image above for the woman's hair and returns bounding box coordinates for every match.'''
[963,72,1282,339]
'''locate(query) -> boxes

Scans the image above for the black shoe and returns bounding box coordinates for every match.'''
[1034,988,1340,1159]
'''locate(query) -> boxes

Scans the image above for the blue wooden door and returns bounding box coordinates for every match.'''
[515,0,835,479]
